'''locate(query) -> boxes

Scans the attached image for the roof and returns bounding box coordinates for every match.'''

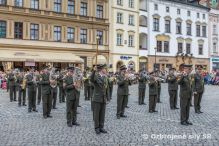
[163,0,210,10]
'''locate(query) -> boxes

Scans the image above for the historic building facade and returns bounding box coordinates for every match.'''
[0,0,109,71]
[141,0,210,72]
[109,0,139,72]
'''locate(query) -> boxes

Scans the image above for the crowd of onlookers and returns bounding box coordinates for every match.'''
[203,70,219,85]
[0,71,7,89]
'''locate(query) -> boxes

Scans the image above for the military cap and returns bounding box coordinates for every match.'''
[182,64,192,68]
[67,66,75,71]
[120,65,127,71]
[97,64,106,70]
[169,67,176,71]
[197,65,203,69]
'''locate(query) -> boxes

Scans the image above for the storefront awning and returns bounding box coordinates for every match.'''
[0,50,84,63]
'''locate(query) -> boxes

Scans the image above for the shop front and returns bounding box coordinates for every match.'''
[112,55,138,72]
[210,57,219,71]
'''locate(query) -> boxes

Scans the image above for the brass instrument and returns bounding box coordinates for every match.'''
[49,67,58,88]
[21,74,27,90]
[73,67,83,91]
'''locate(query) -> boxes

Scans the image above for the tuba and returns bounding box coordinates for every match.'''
[21,76,27,90]
[73,67,83,91]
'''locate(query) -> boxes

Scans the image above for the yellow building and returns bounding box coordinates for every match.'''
[0,0,109,71]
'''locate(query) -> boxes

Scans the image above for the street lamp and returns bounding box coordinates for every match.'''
[95,35,100,65]
[154,47,157,70]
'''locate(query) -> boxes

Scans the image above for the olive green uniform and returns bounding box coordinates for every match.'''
[26,74,37,112]
[84,74,91,100]
[178,75,192,123]
[41,73,52,117]
[108,77,114,100]
[116,74,131,117]
[64,75,78,126]
[17,76,26,106]
[138,75,147,105]
[57,74,65,103]
[149,78,158,112]
[8,73,16,102]
[36,74,42,105]
[90,70,109,130]
[167,74,178,109]
[157,80,161,103]
[192,73,204,113]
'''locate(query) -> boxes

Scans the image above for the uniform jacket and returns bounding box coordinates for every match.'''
[40,73,51,95]
[167,74,178,91]
[178,75,192,99]
[117,74,131,96]
[149,78,158,96]
[138,75,147,89]
[192,73,204,93]
[63,75,77,101]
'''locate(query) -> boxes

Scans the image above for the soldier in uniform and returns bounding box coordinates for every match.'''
[36,70,42,105]
[90,64,110,134]
[116,65,131,119]
[192,65,205,114]
[156,71,162,103]
[8,70,17,102]
[26,67,38,112]
[138,70,147,105]
[178,64,193,126]
[64,67,80,127]
[148,71,158,113]
[167,68,179,109]
[58,70,65,103]
[17,72,26,106]
[108,72,114,100]
[50,68,58,109]
[83,67,91,100]
[40,66,52,119]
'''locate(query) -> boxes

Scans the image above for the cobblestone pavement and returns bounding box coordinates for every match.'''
[0,84,219,146]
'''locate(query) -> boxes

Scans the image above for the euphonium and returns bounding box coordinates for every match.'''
[21,77,27,90]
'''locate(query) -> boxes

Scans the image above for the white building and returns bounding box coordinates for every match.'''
[109,0,139,72]
[209,9,219,71]
[140,0,210,72]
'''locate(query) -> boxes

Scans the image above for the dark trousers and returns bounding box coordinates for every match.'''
[157,87,161,102]
[42,94,52,117]
[18,87,26,105]
[66,99,77,125]
[37,85,42,104]
[149,95,157,111]
[138,88,146,104]
[93,101,106,129]
[117,95,128,116]
[194,92,203,112]
[169,90,178,109]
[51,87,57,108]
[28,89,36,111]
[84,86,91,100]
[180,97,191,123]
[7,81,9,92]
[109,86,113,99]
[9,85,16,101]
[76,91,80,107]
[59,86,65,102]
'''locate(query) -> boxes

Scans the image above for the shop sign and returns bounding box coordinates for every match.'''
[139,58,147,62]
[212,58,219,62]
[25,62,35,66]
[120,56,132,60]
[158,58,169,62]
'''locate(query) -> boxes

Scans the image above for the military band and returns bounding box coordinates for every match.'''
[4,62,207,135]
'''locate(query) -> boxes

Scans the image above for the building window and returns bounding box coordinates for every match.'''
[177,9,180,15]
[213,25,217,35]
[14,22,23,39]
[153,18,159,31]
[0,0,6,5]
[164,41,169,52]
[187,11,190,16]
[202,26,206,37]
[165,20,170,33]
[196,25,201,37]
[128,35,134,47]
[0,21,6,38]
[198,44,203,55]
[178,42,183,53]
[117,33,122,46]
[186,43,191,54]
[129,0,134,8]
[157,41,162,52]
[15,0,23,7]
[166,7,169,12]
[117,0,122,6]
[203,14,205,19]
[176,22,182,34]
[128,15,134,25]
[54,26,61,42]
[80,2,87,16]
[186,23,192,35]
[117,13,123,24]
[197,13,200,18]
[30,24,39,40]
[154,4,158,10]
[68,0,75,14]
[67,27,74,42]
[96,5,103,18]
[54,0,61,13]
[213,42,217,53]
[97,30,103,45]
[31,0,39,9]
[80,29,87,44]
